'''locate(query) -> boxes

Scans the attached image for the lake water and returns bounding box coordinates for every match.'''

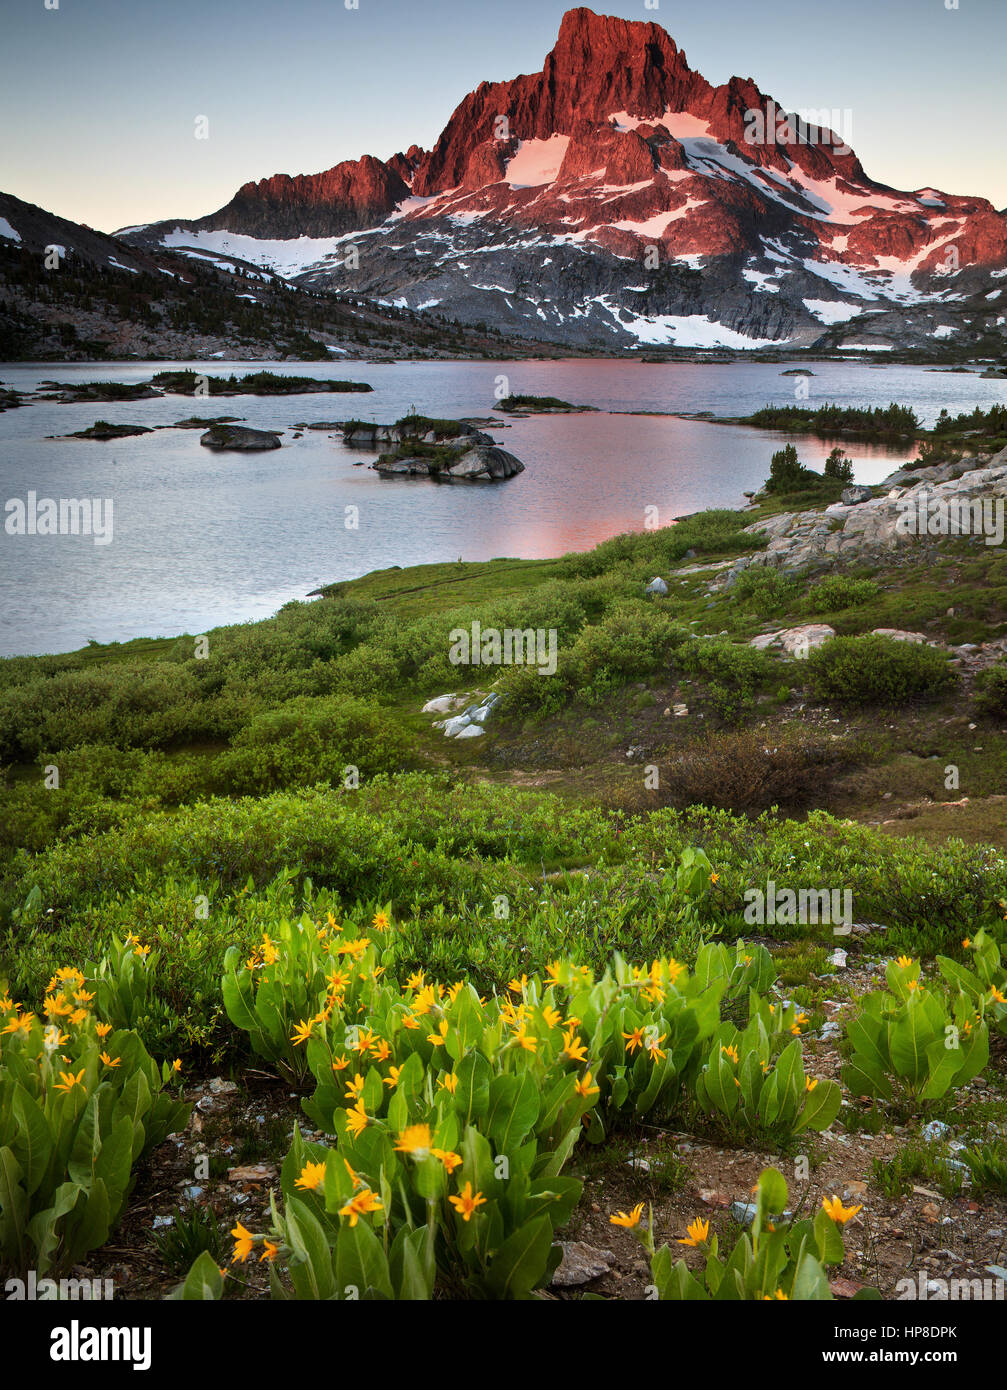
[1,358,1005,657]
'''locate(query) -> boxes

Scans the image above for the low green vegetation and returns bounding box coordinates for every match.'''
[494,394,591,413]
[4,462,1007,1298]
[745,402,920,440]
[805,634,957,704]
[149,370,373,395]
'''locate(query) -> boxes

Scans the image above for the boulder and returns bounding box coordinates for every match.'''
[421,693,467,714]
[441,445,523,480]
[871,628,929,644]
[373,445,523,481]
[780,624,835,655]
[200,424,281,451]
[841,485,873,505]
[67,422,154,440]
[442,714,472,737]
[646,577,669,596]
[454,723,485,739]
[750,624,835,655]
[551,1242,616,1288]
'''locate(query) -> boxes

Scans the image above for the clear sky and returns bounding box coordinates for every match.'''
[1,0,1004,233]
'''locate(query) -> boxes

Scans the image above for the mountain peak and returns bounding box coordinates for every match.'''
[122,7,1007,353]
[551,5,683,62]
[412,8,709,195]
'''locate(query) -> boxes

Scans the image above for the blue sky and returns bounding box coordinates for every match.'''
[1,0,1004,232]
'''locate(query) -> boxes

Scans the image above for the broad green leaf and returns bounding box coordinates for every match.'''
[11,1085,53,1196]
[483,1214,554,1300]
[171,1250,224,1301]
[795,1079,842,1133]
[285,1194,337,1300]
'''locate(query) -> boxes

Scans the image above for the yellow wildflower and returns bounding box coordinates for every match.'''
[394,1123,432,1159]
[677,1217,710,1247]
[822,1196,861,1225]
[339,1189,383,1227]
[449,1182,487,1222]
[295,1161,327,1192]
[230,1222,254,1263]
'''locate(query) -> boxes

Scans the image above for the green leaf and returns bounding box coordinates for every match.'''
[841,1058,892,1101]
[221,969,260,1035]
[487,1071,540,1153]
[483,1213,554,1300]
[67,1094,101,1188]
[171,1250,224,1300]
[846,1010,888,1075]
[936,956,982,998]
[813,1207,845,1265]
[63,1178,112,1263]
[25,1182,80,1277]
[0,1147,27,1268]
[335,1215,393,1300]
[795,1079,842,1133]
[453,1051,491,1127]
[755,1167,788,1234]
[11,1085,53,1196]
[93,1115,135,1212]
[284,1194,337,1300]
[790,1250,833,1300]
[535,1122,581,1180]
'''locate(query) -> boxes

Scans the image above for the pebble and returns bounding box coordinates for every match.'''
[207,1078,238,1096]
[921,1120,950,1142]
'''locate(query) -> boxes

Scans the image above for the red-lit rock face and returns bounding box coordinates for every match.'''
[135,7,1007,349]
[203,155,412,237]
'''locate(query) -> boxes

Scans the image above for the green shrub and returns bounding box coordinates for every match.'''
[731,568,801,616]
[765,444,814,494]
[212,695,412,794]
[804,635,955,704]
[823,447,854,483]
[675,636,773,696]
[975,661,1007,719]
[0,948,189,1276]
[800,576,880,615]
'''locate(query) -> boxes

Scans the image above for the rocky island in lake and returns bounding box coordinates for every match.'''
[341,415,524,482]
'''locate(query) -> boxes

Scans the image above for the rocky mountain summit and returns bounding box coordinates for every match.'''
[122,8,1007,353]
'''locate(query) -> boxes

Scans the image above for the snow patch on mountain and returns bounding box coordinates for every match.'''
[803,298,863,324]
[505,136,571,187]
[596,298,782,347]
[161,227,355,278]
[743,269,782,293]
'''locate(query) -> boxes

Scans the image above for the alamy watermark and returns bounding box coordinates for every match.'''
[895,1270,1005,1300]
[5,1272,115,1300]
[895,493,1004,546]
[4,492,114,545]
[743,99,853,156]
[448,620,557,676]
[744,881,853,931]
